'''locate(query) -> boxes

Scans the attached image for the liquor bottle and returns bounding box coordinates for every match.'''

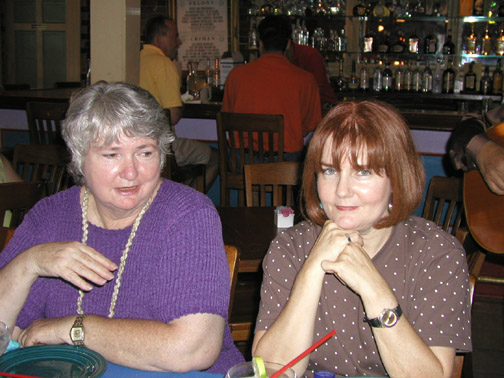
[442,35,455,54]
[412,61,422,92]
[353,1,369,16]
[442,59,456,93]
[373,0,391,17]
[360,60,370,91]
[463,62,477,92]
[327,29,336,52]
[408,31,420,54]
[480,66,492,94]
[404,60,413,92]
[186,61,199,98]
[377,32,391,53]
[337,29,347,52]
[248,22,259,50]
[382,63,394,92]
[482,24,492,55]
[432,58,442,93]
[373,65,383,92]
[497,25,504,55]
[473,0,484,15]
[492,59,503,95]
[213,58,221,89]
[394,65,404,91]
[391,32,406,53]
[363,31,374,53]
[348,60,360,92]
[422,62,433,93]
[466,25,478,54]
[425,32,438,54]
[333,59,347,92]
[205,58,214,87]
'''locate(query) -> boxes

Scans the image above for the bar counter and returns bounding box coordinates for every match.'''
[2,88,499,131]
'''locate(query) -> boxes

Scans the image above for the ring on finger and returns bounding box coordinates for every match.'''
[345,233,352,243]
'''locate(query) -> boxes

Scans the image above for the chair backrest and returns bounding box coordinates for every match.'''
[0,181,45,228]
[450,273,475,378]
[244,162,301,207]
[217,112,284,206]
[13,144,72,195]
[26,101,68,145]
[225,245,240,319]
[0,227,15,252]
[422,176,464,236]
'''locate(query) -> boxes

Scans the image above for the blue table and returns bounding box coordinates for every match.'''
[104,362,224,378]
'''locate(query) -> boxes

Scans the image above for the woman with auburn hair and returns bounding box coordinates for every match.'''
[252,100,471,378]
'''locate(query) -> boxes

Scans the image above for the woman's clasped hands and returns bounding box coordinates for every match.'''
[313,220,381,295]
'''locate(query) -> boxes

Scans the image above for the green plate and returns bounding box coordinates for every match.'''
[0,344,107,377]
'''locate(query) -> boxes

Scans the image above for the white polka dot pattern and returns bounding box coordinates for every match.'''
[255,216,472,378]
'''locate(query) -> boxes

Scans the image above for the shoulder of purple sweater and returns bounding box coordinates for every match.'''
[156,179,216,212]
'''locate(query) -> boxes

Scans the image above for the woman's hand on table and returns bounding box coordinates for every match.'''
[25,241,118,291]
[17,315,75,347]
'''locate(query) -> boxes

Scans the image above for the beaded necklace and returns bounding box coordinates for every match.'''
[76,187,152,318]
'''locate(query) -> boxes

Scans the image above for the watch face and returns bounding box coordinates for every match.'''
[71,327,84,342]
[382,310,398,327]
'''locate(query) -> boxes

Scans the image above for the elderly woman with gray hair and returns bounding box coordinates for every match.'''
[0,81,243,373]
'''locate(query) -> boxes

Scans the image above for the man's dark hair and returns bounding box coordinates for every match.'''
[257,15,292,52]
[143,15,170,44]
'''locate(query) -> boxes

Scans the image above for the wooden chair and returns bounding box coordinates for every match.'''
[244,162,301,207]
[422,176,464,237]
[0,181,45,228]
[225,245,253,343]
[225,245,240,319]
[217,112,284,206]
[161,109,206,193]
[26,101,68,145]
[422,176,475,378]
[0,227,15,252]
[13,144,72,195]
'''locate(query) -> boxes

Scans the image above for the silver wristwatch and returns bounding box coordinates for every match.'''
[70,314,86,346]
[364,304,402,328]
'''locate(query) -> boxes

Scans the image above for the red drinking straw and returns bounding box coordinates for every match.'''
[269,329,337,378]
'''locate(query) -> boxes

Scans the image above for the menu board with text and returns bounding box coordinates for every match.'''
[177,0,228,70]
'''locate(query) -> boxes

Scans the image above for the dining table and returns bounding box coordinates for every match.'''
[217,206,295,273]
[101,362,224,377]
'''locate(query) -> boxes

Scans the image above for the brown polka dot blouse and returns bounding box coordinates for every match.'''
[255,216,472,377]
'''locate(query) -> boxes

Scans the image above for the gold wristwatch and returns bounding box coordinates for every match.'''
[70,314,86,346]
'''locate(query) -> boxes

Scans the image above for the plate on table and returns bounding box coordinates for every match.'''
[0,344,107,377]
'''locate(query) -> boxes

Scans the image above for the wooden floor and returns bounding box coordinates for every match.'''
[229,274,504,377]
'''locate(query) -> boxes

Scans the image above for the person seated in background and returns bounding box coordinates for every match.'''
[0,81,244,373]
[140,15,218,192]
[0,153,21,183]
[252,100,471,378]
[447,104,504,195]
[222,15,321,162]
[285,37,338,112]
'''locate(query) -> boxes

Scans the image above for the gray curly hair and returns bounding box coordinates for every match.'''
[61,81,174,185]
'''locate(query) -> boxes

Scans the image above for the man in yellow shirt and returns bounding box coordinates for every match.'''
[140,16,218,192]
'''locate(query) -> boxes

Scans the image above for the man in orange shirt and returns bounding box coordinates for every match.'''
[222,15,321,161]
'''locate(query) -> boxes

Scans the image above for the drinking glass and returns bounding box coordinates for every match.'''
[226,361,297,378]
[0,321,11,355]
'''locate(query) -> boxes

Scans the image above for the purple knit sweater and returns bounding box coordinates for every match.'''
[0,179,244,373]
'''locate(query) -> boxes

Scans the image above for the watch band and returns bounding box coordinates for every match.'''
[364,304,402,328]
[70,314,86,346]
